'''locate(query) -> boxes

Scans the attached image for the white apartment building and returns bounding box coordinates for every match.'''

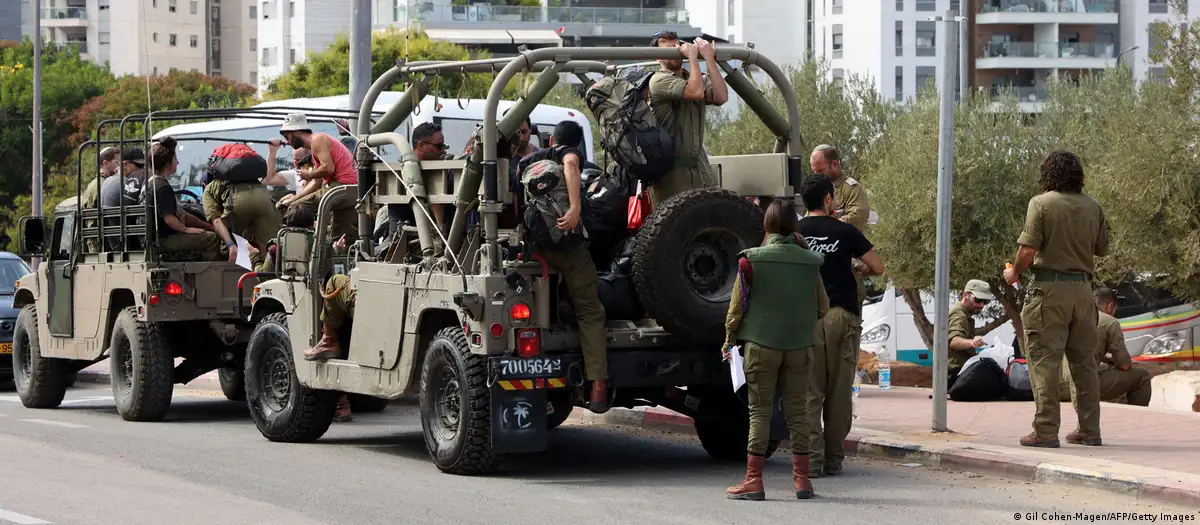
[36,0,257,83]
[685,0,808,68]
[255,0,353,93]
[1120,0,1198,81]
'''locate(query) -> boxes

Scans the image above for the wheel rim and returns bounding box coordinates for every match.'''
[14,328,32,384]
[433,363,462,442]
[682,228,744,302]
[120,339,134,392]
[261,346,292,412]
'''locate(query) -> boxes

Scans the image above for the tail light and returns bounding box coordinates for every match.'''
[489,323,504,338]
[165,281,183,296]
[148,295,160,306]
[509,302,531,323]
[516,329,540,358]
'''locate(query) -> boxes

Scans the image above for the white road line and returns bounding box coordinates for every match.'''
[18,419,89,429]
[0,507,52,524]
[58,396,112,406]
[0,396,20,403]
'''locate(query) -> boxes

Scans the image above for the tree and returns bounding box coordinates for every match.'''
[1148,0,1200,105]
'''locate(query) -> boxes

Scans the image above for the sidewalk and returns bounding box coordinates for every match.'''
[575,385,1200,506]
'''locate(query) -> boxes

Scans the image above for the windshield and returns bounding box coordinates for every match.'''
[0,257,32,295]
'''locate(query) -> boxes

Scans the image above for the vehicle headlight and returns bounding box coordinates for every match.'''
[861,324,891,344]
[1142,330,1188,356]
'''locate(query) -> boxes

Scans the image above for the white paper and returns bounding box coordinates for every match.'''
[233,234,253,270]
[958,336,1016,375]
[729,345,746,392]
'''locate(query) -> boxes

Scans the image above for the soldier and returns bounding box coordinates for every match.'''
[948,280,995,388]
[143,137,224,260]
[276,113,360,242]
[1004,149,1109,448]
[647,30,729,206]
[202,147,283,269]
[1059,287,1152,407]
[810,144,871,304]
[83,146,121,209]
[798,173,885,478]
[723,199,827,502]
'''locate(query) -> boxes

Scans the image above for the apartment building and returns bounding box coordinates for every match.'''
[685,0,808,68]
[256,0,353,92]
[1120,0,1199,81]
[35,0,257,83]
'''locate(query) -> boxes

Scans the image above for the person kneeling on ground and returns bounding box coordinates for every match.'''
[724,199,828,502]
[144,137,225,260]
[1059,287,1151,406]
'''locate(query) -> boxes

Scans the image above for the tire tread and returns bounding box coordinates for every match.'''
[14,304,69,409]
[248,312,337,443]
[420,327,499,475]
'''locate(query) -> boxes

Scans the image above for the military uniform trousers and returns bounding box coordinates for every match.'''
[290,181,359,243]
[1059,366,1152,406]
[221,184,282,270]
[744,341,811,455]
[322,274,356,331]
[807,306,861,471]
[159,231,224,261]
[1022,281,1101,437]
[538,243,607,380]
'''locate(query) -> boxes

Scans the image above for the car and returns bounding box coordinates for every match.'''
[0,251,33,384]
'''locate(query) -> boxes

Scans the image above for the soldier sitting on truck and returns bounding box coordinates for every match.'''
[276,113,360,242]
[202,147,284,269]
[143,137,225,260]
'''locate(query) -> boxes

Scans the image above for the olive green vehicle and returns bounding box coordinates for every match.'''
[244,45,808,474]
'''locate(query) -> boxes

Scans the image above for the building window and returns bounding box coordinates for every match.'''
[895,21,903,57]
[895,66,903,101]
[169,0,177,13]
[916,21,936,57]
[250,38,257,51]
[249,5,256,18]
[915,66,936,93]
[289,1,295,17]
[169,34,178,46]
[950,0,960,11]
[727,0,734,24]
[153,66,159,75]
[190,35,198,47]
[832,24,843,59]
[915,0,935,11]
[1149,28,1164,55]
[153,32,159,43]
[1149,66,1167,80]
[1149,0,1169,14]
[261,47,271,66]
[290,48,297,63]
[99,32,111,45]
[832,0,843,15]
[152,0,158,7]
[728,34,735,43]
[832,68,844,87]
[191,1,197,14]
[896,0,903,10]
[262,1,269,18]
[250,71,258,85]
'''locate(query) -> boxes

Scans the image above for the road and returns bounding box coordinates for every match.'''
[0,385,1193,525]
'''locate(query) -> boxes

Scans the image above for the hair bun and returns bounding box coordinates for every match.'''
[158,136,177,149]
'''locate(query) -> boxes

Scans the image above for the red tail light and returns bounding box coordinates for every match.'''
[509,302,531,322]
[489,323,504,338]
[165,281,183,296]
[148,295,160,306]
[516,329,540,358]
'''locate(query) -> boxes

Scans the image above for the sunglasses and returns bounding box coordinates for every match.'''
[972,295,992,306]
[425,141,449,151]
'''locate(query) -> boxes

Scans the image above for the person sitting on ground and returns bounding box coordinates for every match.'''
[276,113,359,242]
[948,280,995,388]
[142,137,224,260]
[1059,287,1151,406]
[203,147,283,269]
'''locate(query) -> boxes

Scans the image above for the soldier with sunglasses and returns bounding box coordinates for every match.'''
[947,279,996,388]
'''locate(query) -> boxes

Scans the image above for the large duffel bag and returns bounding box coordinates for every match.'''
[1005,357,1035,401]
[948,358,1006,402]
[208,143,267,183]
[596,271,644,321]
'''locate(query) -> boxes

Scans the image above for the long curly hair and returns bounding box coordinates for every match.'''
[1038,149,1085,193]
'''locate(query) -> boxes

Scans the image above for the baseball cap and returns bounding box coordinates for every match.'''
[965,279,995,302]
[122,147,146,166]
[650,30,678,46]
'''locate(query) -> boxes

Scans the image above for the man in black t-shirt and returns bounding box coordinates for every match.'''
[798,173,885,479]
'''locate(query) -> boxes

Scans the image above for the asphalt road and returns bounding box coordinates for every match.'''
[0,384,1193,525]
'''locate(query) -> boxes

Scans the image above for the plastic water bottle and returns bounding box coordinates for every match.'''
[852,373,862,420]
[878,343,892,390]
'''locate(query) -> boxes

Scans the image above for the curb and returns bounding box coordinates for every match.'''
[573,406,1200,507]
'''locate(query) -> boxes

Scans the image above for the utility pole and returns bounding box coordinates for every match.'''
[931,9,961,433]
[959,1,969,97]
[31,0,43,270]
[349,0,373,251]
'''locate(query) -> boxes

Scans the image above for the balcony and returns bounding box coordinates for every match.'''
[977,0,1117,25]
[52,40,88,55]
[41,7,88,28]
[397,5,689,27]
[990,85,1045,112]
[977,41,1116,69]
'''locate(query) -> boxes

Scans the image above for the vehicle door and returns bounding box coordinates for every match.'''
[45,212,77,337]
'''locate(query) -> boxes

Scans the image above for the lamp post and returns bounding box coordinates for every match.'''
[1114,45,1139,68]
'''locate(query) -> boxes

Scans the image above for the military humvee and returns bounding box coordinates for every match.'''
[244,45,809,474]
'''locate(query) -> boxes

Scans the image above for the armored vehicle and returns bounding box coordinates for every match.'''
[244,45,809,474]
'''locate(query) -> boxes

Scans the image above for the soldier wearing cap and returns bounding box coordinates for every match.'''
[1058,287,1152,407]
[1004,150,1109,448]
[947,279,995,388]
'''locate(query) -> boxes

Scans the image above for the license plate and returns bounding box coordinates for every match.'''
[495,357,563,379]
[0,343,11,355]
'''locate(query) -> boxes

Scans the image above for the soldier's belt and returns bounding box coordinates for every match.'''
[1031,270,1090,282]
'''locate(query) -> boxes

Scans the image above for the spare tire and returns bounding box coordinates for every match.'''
[633,188,764,347]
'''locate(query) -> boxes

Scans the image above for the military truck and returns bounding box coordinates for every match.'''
[244,45,809,474]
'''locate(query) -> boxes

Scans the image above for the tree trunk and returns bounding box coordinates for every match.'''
[899,287,935,350]
[994,279,1025,349]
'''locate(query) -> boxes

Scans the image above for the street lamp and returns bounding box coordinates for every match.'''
[1113,45,1139,68]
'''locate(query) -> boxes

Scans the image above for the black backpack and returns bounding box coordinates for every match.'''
[585,67,676,184]
[947,358,1007,402]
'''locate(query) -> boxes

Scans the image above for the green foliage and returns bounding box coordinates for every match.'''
[1147,0,1200,104]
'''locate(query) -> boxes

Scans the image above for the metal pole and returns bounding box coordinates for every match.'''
[31,0,43,270]
[932,9,959,433]
[959,2,969,97]
[349,0,373,251]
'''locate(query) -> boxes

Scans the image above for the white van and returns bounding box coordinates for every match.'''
[859,285,1016,367]
[152,93,596,201]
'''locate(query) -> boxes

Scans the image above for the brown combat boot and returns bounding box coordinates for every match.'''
[334,394,353,423]
[1066,429,1102,446]
[1019,432,1060,448]
[587,379,610,414]
[303,325,341,361]
[726,455,767,501]
[793,454,815,500]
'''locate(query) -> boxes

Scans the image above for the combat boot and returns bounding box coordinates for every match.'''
[1066,429,1102,446]
[334,394,353,423]
[793,454,815,500]
[726,455,766,501]
[303,325,341,361]
[1019,432,1060,448]
[587,379,610,414]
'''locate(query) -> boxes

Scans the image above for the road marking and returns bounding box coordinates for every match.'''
[58,396,111,406]
[18,419,88,429]
[0,507,52,524]
[0,396,20,403]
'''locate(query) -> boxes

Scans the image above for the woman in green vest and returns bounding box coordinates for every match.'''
[723,199,828,501]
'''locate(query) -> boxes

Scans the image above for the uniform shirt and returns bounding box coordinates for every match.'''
[100,169,146,208]
[1095,312,1132,371]
[648,68,717,188]
[145,176,180,237]
[82,175,105,209]
[800,215,873,316]
[947,302,978,371]
[1016,191,1110,275]
[833,175,870,233]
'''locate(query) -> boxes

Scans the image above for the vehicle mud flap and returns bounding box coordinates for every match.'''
[490,384,549,455]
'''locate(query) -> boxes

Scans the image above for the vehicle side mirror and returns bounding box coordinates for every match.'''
[277,229,312,278]
[18,216,48,257]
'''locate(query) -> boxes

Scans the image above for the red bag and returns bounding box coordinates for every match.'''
[627,181,651,232]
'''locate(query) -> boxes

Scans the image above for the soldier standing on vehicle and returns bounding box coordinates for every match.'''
[144,137,224,260]
[723,199,827,502]
[948,280,995,388]
[646,30,729,206]
[202,146,283,268]
[1058,287,1152,407]
[798,173,885,478]
[1003,149,1109,448]
[276,113,360,242]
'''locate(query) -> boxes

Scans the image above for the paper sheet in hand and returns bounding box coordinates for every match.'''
[729,346,746,392]
[233,234,253,270]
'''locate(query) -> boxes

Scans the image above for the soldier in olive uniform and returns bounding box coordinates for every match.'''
[1058,287,1152,406]
[202,147,283,270]
[724,200,827,502]
[82,147,121,209]
[947,280,995,388]
[646,30,729,206]
[1004,150,1109,448]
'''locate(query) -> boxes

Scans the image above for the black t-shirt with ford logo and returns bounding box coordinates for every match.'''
[799,215,873,316]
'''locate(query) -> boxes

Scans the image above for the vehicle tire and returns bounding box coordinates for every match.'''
[65,371,78,388]
[546,392,573,430]
[633,188,764,346]
[348,393,390,413]
[218,367,246,402]
[692,387,781,461]
[12,304,70,409]
[419,327,499,475]
[109,306,175,422]
[245,312,337,442]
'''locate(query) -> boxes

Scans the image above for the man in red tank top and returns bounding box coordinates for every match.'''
[277,113,360,242]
